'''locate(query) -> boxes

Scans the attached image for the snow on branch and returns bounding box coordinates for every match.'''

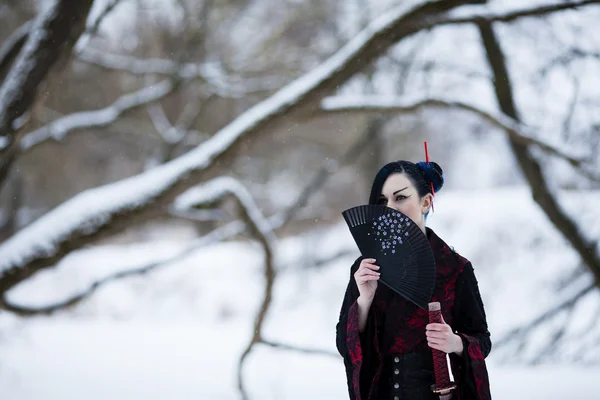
[0,21,31,75]
[2,176,270,315]
[146,103,186,144]
[443,0,600,25]
[2,219,247,316]
[175,177,279,400]
[175,177,276,246]
[78,47,204,78]
[321,96,597,177]
[20,79,176,151]
[0,0,94,140]
[0,0,494,296]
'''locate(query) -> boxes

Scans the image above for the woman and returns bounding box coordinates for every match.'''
[336,160,492,400]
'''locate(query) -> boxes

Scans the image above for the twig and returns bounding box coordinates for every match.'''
[260,339,338,358]
[494,283,596,349]
[539,48,600,78]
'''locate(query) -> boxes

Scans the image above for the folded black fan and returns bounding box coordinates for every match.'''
[342,204,436,309]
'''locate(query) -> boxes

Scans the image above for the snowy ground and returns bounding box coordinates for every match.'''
[1,187,599,399]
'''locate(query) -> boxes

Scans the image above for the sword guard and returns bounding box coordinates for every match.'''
[431,382,457,397]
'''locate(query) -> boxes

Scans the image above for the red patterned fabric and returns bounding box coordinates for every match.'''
[336,228,492,400]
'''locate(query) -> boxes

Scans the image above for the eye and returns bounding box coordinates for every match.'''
[378,198,387,205]
[395,195,407,201]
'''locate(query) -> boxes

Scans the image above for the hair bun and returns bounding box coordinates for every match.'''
[416,161,444,193]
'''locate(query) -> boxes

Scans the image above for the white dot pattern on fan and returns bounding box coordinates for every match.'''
[367,214,411,255]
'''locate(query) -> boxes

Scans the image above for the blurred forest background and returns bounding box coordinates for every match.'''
[0,0,599,399]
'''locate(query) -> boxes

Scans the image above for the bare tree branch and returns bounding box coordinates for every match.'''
[20,79,178,151]
[320,96,598,180]
[444,0,600,25]
[561,75,580,140]
[477,18,600,286]
[494,282,596,349]
[539,47,600,77]
[259,339,338,358]
[530,301,579,364]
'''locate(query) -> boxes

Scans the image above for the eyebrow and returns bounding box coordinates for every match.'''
[380,187,408,197]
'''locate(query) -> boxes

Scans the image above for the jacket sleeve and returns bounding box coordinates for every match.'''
[335,256,381,400]
[450,262,492,400]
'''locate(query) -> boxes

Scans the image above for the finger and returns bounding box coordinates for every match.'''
[357,268,381,276]
[426,332,447,340]
[357,273,379,281]
[428,342,447,353]
[360,263,380,272]
[362,275,380,281]
[427,337,448,346]
[357,269,381,277]
[426,323,448,331]
[426,333,449,342]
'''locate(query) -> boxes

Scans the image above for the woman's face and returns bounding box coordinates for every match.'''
[377,173,432,233]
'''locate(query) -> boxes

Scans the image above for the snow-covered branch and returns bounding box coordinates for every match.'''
[0,0,479,296]
[20,79,177,151]
[321,96,596,176]
[78,47,205,78]
[85,0,123,39]
[0,1,94,139]
[2,217,247,316]
[175,177,278,400]
[146,103,184,144]
[0,1,94,190]
[0,21,31,75]
[174,177,276,246]
[444,0,600,25]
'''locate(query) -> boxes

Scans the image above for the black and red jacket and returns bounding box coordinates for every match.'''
[336,227,492,400]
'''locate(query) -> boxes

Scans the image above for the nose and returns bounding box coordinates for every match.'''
[386,201,399,211]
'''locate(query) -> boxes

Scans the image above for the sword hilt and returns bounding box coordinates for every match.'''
[428,301,457,399]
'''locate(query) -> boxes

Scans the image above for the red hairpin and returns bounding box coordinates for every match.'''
[424,141,434,213]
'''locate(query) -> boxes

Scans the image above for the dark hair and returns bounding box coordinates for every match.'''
[368,160,444,205]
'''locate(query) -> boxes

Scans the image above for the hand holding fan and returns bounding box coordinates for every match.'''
[342,204,436,309]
